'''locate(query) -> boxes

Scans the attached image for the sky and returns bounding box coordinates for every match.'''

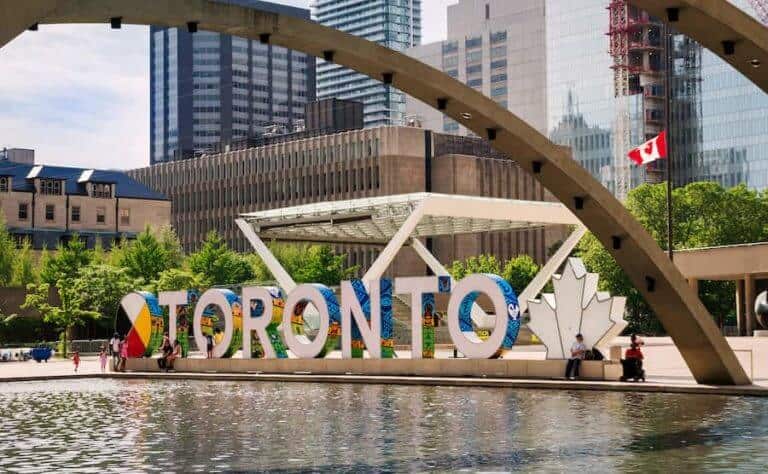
[0,0,457,170]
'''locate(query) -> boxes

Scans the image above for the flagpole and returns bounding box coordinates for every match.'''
[664,24,674,261]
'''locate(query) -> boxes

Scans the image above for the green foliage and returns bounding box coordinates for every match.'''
[12,239,37,287]
[0,212,16,286]
[502,255,540,294]
[448,254,502,280]
[22,280,100,356]
[154,268,205,293]
[578,181,768,335]
[73,264,142,319]
[116,227,179,284]
[249,243,357,286]
[39,236,92,284]
[188,231,254,286]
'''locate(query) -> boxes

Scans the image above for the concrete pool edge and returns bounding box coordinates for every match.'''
[4,371,768,398]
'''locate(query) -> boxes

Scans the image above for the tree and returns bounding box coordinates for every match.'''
[73,264,141,320]
[117,227,178,283]
[502,255,539,294]
[188,231,253,286]
[154,268,205,293]
[0,212,16,286]
[577,181,768,335]
[158,225,184,269]
[12,238,36,287]
[39,236,92,284]
[22,280,99,357]
[448,254,502,280]
[248,243,357,285]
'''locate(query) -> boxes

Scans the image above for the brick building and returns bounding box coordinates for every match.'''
[0,162,170,249]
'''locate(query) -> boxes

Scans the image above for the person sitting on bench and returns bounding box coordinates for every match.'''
[621,342,645,382]
[565,334,587,380]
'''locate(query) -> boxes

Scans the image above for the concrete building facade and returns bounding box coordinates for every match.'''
[0,162,170,249]
[406,0,547,136]
[129,126,563,275]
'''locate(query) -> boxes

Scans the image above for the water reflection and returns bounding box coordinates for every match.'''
[0,380,766,472]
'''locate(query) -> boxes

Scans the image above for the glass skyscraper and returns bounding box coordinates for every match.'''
[546,0,768,196]
[314,0,422,128]
[150,0,316,165]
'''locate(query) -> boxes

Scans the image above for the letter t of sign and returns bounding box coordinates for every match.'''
[158,291,187,344]
[395,277,439,359]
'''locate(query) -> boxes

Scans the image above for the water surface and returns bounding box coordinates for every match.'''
[0,379,766,472]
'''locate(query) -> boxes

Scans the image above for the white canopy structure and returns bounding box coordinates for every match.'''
[236,193,586,327]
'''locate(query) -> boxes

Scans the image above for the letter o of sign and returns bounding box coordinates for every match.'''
[447,274,517,359]
[193,289,234,358]
[283,284,338,359]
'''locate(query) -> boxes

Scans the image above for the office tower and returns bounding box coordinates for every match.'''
[314,0,422,128]
[406,0,547,136]
[550,0,768,197]
[150,0,316,165]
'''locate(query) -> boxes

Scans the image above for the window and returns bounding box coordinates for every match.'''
[491,59,507,70]
[467,78,483,88]
[96,207,106,224]
[442,41,458,54]
[0,177,8,192]
[490,31,507,43]
[491,73,507,83]
[120,209,130,226]
[71,206,81,223]
[18,203,28,220]
[93,183,112,198]
[45,204,55,221]
[491,46,506,58]
[445,69,458,78]
[466,64,482,75]
[466,50,482,63]
[465,36,482,49]
[40,179,62,195]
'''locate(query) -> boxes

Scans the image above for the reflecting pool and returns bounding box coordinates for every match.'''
[1,380,767,472]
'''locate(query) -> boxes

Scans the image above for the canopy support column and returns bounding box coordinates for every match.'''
[236,218,296,292]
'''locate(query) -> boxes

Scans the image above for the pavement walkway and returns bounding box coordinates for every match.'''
[1,337,767,397]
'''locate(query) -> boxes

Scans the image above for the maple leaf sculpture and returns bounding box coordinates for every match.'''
[527,258,627,359]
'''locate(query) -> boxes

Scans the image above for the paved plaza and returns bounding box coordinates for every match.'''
[2,337,767,396]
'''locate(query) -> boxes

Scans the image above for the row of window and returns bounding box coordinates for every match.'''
[15,203,130,225]
[172,165,382,213]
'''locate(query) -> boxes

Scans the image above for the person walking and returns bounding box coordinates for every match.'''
[565,334,587,380]
[99,346,108,373]
[72,351,80,373]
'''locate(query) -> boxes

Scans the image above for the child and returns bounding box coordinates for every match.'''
[99,347,108,373]
[73,351,80,373]
[206,333,214,359]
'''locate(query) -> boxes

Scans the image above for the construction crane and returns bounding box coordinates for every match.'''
[748,0,768,24]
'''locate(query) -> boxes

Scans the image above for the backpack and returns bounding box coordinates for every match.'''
[589,347,605,361]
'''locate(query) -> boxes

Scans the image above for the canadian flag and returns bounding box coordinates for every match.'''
[628,131,667,165]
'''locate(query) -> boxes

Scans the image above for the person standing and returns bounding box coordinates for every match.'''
[118,336,128,372]
[565,334,587,380]
[111,333,121,371]
[72,351,80,373]
[99,347,108,373]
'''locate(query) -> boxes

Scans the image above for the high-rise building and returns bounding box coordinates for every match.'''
[314,0,422,128]
[406,0,547,136]
[548,0,768,196]
[406,0,768,197]
[150,0,316,165]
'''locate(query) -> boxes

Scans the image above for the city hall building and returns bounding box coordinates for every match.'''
[129,126,565,275]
